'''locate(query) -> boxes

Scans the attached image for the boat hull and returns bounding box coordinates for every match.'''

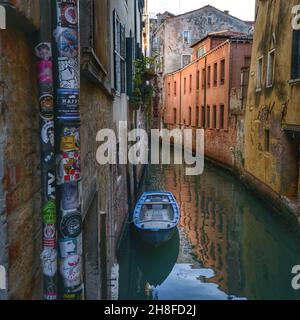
[135,227,177,248]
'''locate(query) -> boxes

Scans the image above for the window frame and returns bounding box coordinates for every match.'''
[220,59,225,85]
[113,10,126,95]
[183,30,191,44]
[291,30,300,81]
[266,49,275,88]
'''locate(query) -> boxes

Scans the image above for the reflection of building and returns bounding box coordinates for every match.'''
[163,165,244,296]
[244,0,300,223]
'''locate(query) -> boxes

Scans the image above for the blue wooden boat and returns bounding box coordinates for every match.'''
[133,192,180,247]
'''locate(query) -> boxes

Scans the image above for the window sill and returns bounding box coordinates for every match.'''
[81,47,114,99]
[288,78,300,85]
[256,88,262,92]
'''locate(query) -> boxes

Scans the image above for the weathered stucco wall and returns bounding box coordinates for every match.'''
[152,5,252,75]
[244,0,300,210]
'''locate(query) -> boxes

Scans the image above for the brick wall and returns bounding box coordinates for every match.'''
[0,21,42,299]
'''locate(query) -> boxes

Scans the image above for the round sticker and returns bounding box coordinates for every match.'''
[60,212,82,238]
[64,6,78,25]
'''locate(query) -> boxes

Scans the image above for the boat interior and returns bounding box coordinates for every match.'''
[139,195,176,229]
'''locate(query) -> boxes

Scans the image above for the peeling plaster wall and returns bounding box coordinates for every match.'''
[244,0,300,205]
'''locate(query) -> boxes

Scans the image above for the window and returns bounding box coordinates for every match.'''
[213,105,217,128]
[207,106,211,128]
[291,30,300,80]
[244,57,251,68]
[256,56,263,90]
[196,70,200,90]
[184,77,187,94]
[182,55,191,67]
[80,0,108,84]
[220,59,225,85]
[188,107,192,126]
[202,68,206,88]
[173,108,177,124]
[201,106,206,128]
[220,105,225,129]
[213,63,218,86]
[174,81,177,96]
[207,66,211,88]
[264,129,270,152]
[113,10,126,94]
[267,49,275,87]
[183,31,191,44]
[197,46,206,59]
[207,14,213,25]
[189,75,192,93]
[196,106,200,127]
[168,82,171,95]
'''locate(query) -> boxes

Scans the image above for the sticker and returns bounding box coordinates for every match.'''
[60,212,82,238]
[63,151,80,182]
[59,236,82,259]
[46,171,56,200]
[41,119,55,147]
[57,89,79,119]
[61,182,80,211]
[58,58,79,89]
[42,200,56,225]
[42,151,55,164]
[44,224,56,240]
[35,42,52,61]
[38,60,53,84]
[54,27,78,58]
[60,254,81,288]
[60,126,80,151]
[39,94,54,116]
[57,151,81,184]
[58,2,78,27]
[41,248,57,277]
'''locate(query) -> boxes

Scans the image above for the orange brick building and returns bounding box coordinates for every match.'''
[164,31,252,169]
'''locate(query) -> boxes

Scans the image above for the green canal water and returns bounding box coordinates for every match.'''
[117,162,300,300]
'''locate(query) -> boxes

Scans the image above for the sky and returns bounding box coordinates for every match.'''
[148,0,256,21]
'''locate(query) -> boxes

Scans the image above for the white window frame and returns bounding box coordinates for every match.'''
[266,49,275,88]
[183,30,191,44]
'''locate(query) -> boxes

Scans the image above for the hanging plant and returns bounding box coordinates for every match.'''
[129,55,161,116]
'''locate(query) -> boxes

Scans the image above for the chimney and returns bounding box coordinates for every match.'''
[224,10,229,15]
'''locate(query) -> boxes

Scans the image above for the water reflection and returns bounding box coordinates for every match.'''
[118,163,300,300]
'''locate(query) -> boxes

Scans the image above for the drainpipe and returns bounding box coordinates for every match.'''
[204,56,207,127]
[179,70,182,129]
[37,0,58,301]
[52,0,83,300]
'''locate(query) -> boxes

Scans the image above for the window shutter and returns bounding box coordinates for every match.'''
[126,37,134,97]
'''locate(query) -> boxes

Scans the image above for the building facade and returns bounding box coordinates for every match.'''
[0,0,147,300]
[164,31,252,170]
[150,5,253,129]
[244,0,300,224]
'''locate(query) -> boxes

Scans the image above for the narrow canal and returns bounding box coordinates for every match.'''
[117,161,300,300]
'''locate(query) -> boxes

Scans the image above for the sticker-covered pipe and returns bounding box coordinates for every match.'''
[52,0,83,300]
[37,0,58,301]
